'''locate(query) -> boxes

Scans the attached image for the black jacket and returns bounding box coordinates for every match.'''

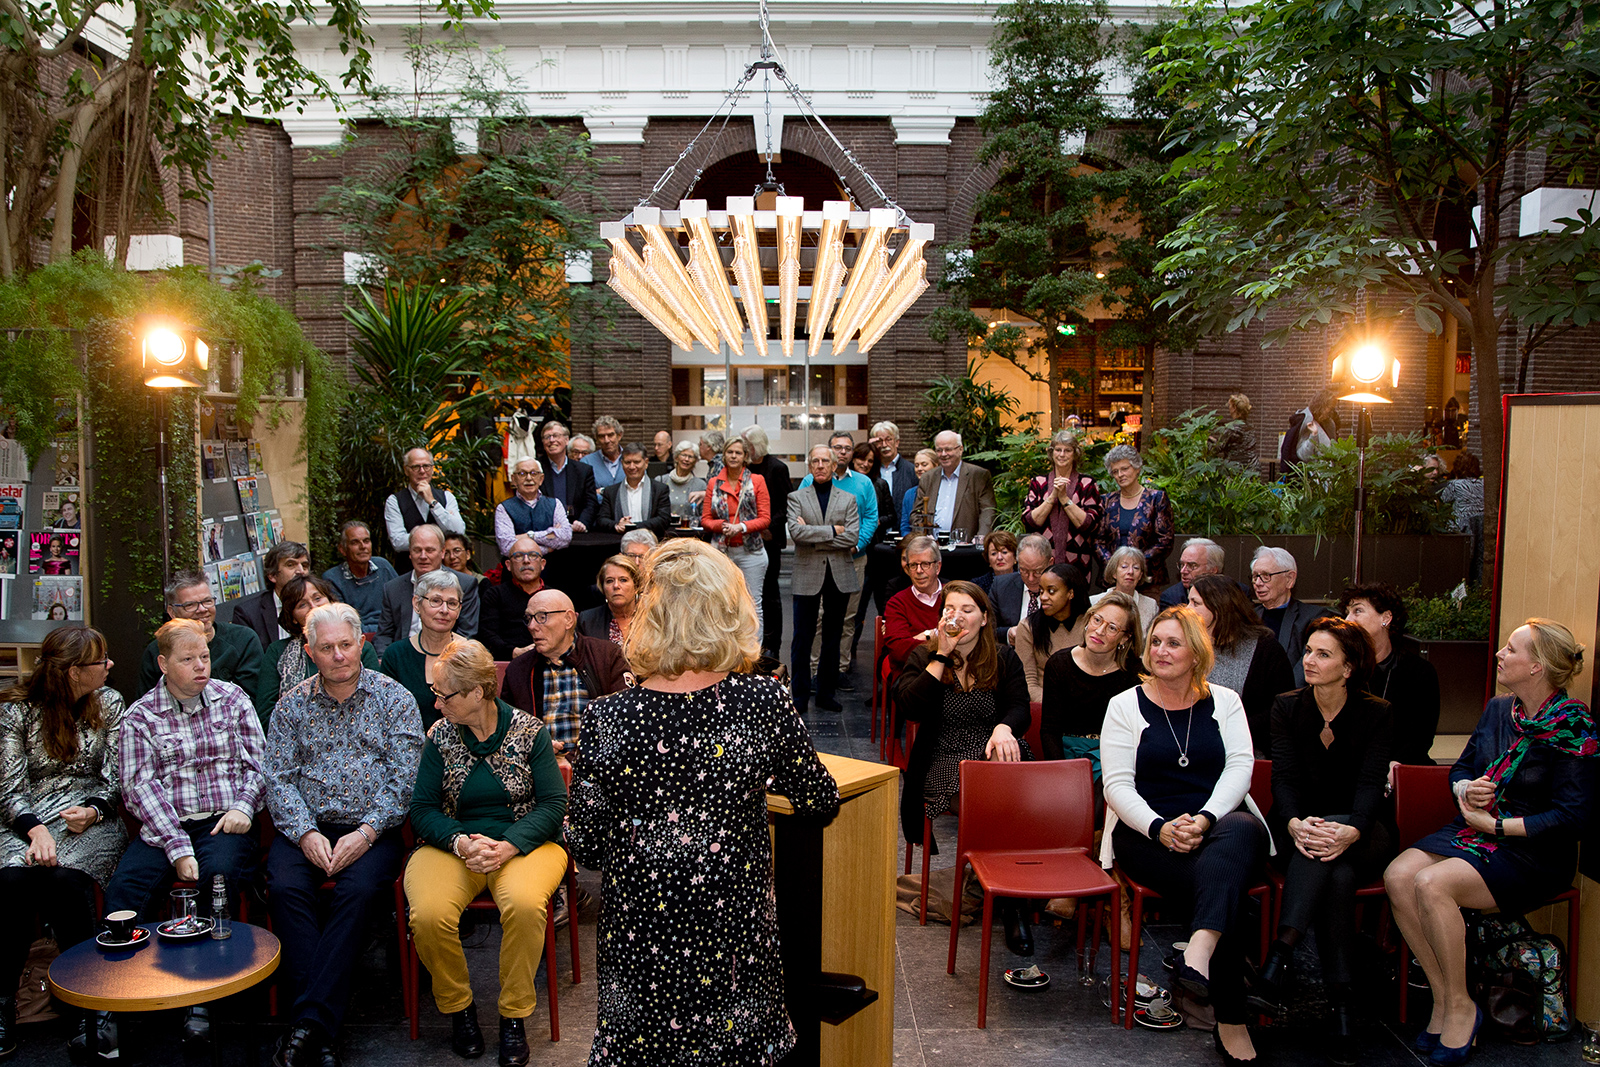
[575,604,616,642]
[541,457,599,529]
[1371,636,1441,767]
[479,579,540,661]
[749,455,793,550]
[1268,687,1393,848]
[230,588,280,650]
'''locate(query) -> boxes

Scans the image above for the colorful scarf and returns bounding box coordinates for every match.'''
[1452,690,1599,857]
[708,469,761,552]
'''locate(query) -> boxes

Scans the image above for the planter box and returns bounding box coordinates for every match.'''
[1176,533,1473,601]
[1417,639,1494,735]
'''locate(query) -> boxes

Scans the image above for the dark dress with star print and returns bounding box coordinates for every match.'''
[566,672,840,1066]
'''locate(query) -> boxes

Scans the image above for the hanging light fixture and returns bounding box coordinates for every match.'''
[602,0,933,357]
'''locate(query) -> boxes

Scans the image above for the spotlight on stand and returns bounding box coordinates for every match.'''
[1330,334,1399,583]
[138,319,210,581]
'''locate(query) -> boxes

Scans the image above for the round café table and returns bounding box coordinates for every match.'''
[51,923,279,1063]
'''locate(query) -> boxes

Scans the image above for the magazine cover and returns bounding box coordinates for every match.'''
[243,515,261,552]
[255,512,277,550]
[202,441,226,480]
[31,575,82,620]
[29,531,79,575]
[239,556,261,596]
[267,510,284,544]
[0,483,22,529]
[0,439,26,482]
[204,563,224,605]
[51,436,79,486]
[225,441,248,478]
[41,489,81,530]
[217,558,245,601]
[248,441,263,475]
[203,519,225,562]
[236,476,259,514]
[0,532,17,577]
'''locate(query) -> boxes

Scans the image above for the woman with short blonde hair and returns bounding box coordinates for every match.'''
[623,539,760,679]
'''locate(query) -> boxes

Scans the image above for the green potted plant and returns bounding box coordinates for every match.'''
[1407,584,1494,734]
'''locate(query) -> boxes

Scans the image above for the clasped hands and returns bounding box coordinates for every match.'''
[1288,816,1358,862]
[1455,774,1499,834]
[456,834,518,874]
[1158,813,1211,853]
[300,823,376,876]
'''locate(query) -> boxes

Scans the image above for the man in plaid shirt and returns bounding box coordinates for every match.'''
[104,617,266,1048]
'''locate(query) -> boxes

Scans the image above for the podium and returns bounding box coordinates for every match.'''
[768,752,899,1067]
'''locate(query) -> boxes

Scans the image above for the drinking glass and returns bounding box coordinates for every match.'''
[170,888,199,931]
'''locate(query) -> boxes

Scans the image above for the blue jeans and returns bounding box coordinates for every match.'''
[103,813,258,919]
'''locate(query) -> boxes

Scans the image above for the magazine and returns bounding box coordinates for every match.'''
[267,510,284,544]
[226,441,249,479]
[203,519,225,563]
[202,441,226,480]
[31,575,82,620]
[0,483,23,530]
[41,488,81,530]
[0,532,17,577]
[248,441,263,475]
[254,512,277,550]
[204,564,224,606]
[0,439,26,482]
[239,556,262,596]
[243,515,262,552]
[236,477,259,514]
[51,437,79,486]
[29,531,79,575]
[217,558,245,601]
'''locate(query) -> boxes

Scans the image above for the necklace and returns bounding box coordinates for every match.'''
[417,632,449,657]
[1151,685,1196,767]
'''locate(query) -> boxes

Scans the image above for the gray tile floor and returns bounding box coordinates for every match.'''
[12,580,1586,1065]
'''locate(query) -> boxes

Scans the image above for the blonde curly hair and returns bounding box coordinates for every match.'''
[622,539,759,679]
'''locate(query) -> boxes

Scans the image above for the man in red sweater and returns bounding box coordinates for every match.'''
[883,536,944,670]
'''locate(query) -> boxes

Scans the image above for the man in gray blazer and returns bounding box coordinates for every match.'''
[1251,545,1334,686]
[909,430,996,540]
[374,523,480,653]
[787,444,861,713]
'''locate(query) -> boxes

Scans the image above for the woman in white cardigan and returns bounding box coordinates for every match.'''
[1100,605,1270,1067]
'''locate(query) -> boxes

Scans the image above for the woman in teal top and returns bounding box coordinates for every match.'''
[404,638,569,1064]
[257,575,378,726]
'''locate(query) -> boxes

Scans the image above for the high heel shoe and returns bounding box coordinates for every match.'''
[1212,1026,1258,1065]
[1414,1030,1442,1054]
[1428,1006,1482,1066]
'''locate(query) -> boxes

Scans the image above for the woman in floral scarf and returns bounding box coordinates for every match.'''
[1385,618,1597,1066]
[700,435,771,631]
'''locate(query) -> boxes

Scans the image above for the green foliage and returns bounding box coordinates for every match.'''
[339,282,499,544]
[914,361,1021,458]
[1407,584,1493,642]
[323,26,611,391]
[0,331,83,467]
[1136,409,1285,536]
[968,429,1052,533]
[1287,435,1452,537]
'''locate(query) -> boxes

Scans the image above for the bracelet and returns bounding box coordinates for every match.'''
[356,824,375,846]
[1494,816,1504,837]
[452,834,466,858]
[931,652,952,665]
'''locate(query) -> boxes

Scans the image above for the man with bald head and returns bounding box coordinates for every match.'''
[479,534,547,660]
[909,430,995,540]
[503,588,628,760]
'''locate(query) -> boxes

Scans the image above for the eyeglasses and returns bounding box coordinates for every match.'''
[406,462,435,472]
[429,686,463,701]
[905,559,938,571]
[524,610,569,626]
[420,595,461,610]
[1251,570,1291,584]
[512,469,542,479]
[508,551,543,562]
[170,597,216,614]
[1017,566,1047,579]
[76,658,110,669]
[1086,613,1124,636]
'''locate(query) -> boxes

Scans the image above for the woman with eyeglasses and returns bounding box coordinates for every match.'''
[380,569,464,729]
[405,639,568,1064]
[1090,545,1159,635]
[1012,563,1091,703]
[257,575,379,726]
[441,533,482,587]
[0,626,127,1060]
[1188,574,1295,755]
[1023,430,1103,570]
[577,555,641,648]
[1039,591,1142,774]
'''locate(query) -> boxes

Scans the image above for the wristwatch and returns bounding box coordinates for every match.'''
[1494,816,1504,837]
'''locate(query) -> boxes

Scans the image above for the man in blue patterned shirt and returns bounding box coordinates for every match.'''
[264,603,423,1067]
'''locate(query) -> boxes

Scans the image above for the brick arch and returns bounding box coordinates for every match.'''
[944,154,1005,249]
[647,117,897,211]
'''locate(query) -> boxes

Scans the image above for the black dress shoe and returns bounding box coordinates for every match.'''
[451,1004,486,1058]
[1327,1004,1357,1067]
[1246,941,1291,1016]
[498,1017,530,1067]
[183,1004,211,1048]
[1173,958,1211,1001]
[835,677,857,693]
[274,1025,322,1067]
[1001,901,1034,957]
[814,694,843,712]
[318,1042,341,1067]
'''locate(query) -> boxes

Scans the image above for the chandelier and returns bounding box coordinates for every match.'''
[601,0,933,359]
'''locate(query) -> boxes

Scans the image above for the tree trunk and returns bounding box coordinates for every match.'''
[1047,339,1062,430]
[47,68,129,263]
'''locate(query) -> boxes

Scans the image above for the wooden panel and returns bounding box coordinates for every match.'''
[819,773,896,1066]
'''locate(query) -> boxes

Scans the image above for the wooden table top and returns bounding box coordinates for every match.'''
[49,923,280,1012]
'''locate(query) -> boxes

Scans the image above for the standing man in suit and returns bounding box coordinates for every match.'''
[796,431,878,690]
[1251,546,1334,686]
[787,444,861,713]
[375,524,480,653]
[232,541,311,650]
[383,448,466,561]
[990,534,1051,643]
[598,443,672,536]
[538,419,598,532]
[869,421,919,532]
[910,430,996,540]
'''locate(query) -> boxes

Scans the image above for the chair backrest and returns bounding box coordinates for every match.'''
[1025,702,1043,760]
[956,758,1096,854]
[1250,758,1273,817]
[875,614,887,666]
[1394,764,1456,844]
[494,660,509,692]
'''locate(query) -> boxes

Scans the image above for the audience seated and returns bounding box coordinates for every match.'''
[258,575,380,723]
[1161,537,1225,609]
[1251,546,1335,686]
[137,571,262,703]
[479,536,546,661]
[323,522,396,634]
[1188,574,1296,752]
[1012,563,1090,703]
[376,524,480,654]
[502,590,629,764]
[441,533,483,588]
[1090,545,1159,635]
[575,555,641,647]
[972,530,1016,596]
[380,569,468,730]
[232,541,311,651]
[1340,582,1441,773]
[883,536,943,670]
[989,534,1051,644]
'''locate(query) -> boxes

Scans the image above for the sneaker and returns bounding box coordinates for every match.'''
[1003,965,1050,989]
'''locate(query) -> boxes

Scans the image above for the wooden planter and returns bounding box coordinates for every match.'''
[1416,639,1495,735]
[1178,533,1473,601]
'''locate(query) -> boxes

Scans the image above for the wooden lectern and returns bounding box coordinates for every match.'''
[768,752,899,1067]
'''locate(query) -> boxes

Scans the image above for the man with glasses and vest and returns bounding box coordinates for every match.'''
[384,448,466,563]
[494,457,572,558]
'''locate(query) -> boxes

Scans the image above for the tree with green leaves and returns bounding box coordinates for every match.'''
[931,0,1192,429]
[0,0,491,277]
[1153,0,1600,558]
[323,27,610,392]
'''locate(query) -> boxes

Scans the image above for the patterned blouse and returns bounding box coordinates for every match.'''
[702,468,771,554]
[1022,471,1104,570]
[1093,486,1176,586]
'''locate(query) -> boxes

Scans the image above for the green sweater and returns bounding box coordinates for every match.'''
[378,639,442,730]
[409,700,567,855]
[256,637,380,728]
[137,623,263,707]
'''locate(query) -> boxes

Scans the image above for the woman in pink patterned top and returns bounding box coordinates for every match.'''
[1022,431,1103,570]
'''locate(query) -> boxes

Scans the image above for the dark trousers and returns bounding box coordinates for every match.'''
[762,539,784,652]
[1276,817,1394,986]
[791,569,850,706]
[104,814,258,919]
[266,824,402,1037]
[0,865,98,986]
[1114,810,1267,1025]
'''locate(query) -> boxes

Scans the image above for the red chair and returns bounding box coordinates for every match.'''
[903,813,937,927]
[1393,764,1459,1023]
[1025,701,1043,760]
[946,759,1120,1027]
[494,660,510,692]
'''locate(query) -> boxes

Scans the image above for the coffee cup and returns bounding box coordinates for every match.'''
[104,910,138,943]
